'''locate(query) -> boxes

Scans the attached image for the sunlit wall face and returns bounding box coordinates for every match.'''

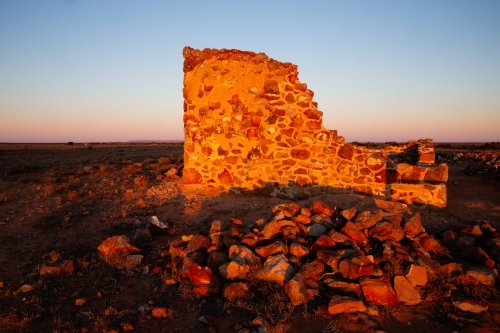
[0,1,498,143]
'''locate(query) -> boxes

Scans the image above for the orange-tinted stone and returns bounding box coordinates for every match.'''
[291,149,311,160]
[183,168,202,184]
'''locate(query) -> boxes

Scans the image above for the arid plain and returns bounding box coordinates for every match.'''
[0,143,499,333]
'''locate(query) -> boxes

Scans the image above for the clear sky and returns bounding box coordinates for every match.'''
[1,1,499,143]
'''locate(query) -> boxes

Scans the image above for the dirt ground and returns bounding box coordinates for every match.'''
[0,143,499,333]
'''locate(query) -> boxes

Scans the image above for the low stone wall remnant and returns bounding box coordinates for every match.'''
[181,47,447,207]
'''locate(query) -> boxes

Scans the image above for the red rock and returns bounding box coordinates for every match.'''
[241,232,259,247]
[311,201,334,217]
[281,226,297,240]
[300,207,312,217]
[255,241,288,258]
[453,300,488,313]
[264,80,279,94]
[405,265,428,287]
[39,260,74,276]
[323,277,362,297]
[187,263,221,295]
[317,248,358,271]
[313,235,336,250]
[284,273,314,306]
[439,263,462,278]
[340,207,357,221]
[466,267,498,286]
[338,144,354,160]
[353,210,382,229]
[393,276,421,305]
[219,261,250,280]
[328,231,352,246]
[403,213,425,238]
[300,259,324,281]
[230,217,244,226]
[228,245,259,264]
[293,214,312,225]
[419,236,443,253]
[168,239,187,259]
[98,236,140,257]
[272,203,300,217]
[369,222,404,242]
[121,322,134,331]
[223,282,249,301]
[289,243,310,260]
[181,252,207,272]
[339,256,374,280]
[183,168,202,184]
[209,220,225,234]
[256,254,295,285]
[261,220,296,239]
[382,214,403,227]
[152,307,172,318]
[360,278,399,307]
[207,234,223,252]
[182,234,211,257]
[341,222,368,246]
[328,295,366,315]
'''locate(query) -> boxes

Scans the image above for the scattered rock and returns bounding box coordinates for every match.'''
[13,284,34,296]
[307,223,326,237]
[323,277,362,297]
[223,282,249,301]
[405,265,428,287]
[97,235,140,257]
[339,256,374,280]
[360,278,399,307]
[353,210,382,229]
[182,234,211,257]
[440,263,462,278]
[219,261,250,280]
[75,298,86,306]
[328,295,367,315]
[148,216,169,233]
[284,273,314,306]
[255,241,288,258]
[256,254,295,285]
[393,276,421,305]
[340,207,357,221]
[453,300,488,313]
[261,220,295,239]
[40,260,74,276]
[152,307,172,318]
[289,243,309,260]
[403,212,425,238]
[311,200,334,217]
[460,246,495,267]
[465,267,498,286]
[369,222,404,242]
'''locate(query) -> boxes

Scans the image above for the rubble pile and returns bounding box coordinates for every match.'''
[437,151,500,180]
[96,200,499,318]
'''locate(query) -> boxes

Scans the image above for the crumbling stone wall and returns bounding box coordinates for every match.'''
[182,47,447,207]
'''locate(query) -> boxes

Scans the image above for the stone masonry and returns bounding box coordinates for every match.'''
[181,47,447,207]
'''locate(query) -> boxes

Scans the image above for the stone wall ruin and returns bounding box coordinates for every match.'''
[181,47,448,207]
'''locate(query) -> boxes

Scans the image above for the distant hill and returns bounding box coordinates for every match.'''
[127,140,184,143]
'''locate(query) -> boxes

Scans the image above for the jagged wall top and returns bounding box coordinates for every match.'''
[181,46,447,207]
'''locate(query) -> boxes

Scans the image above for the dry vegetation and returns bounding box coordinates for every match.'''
[0,143,499,333]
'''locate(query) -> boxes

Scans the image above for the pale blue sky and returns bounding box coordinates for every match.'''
[1,1,499,143]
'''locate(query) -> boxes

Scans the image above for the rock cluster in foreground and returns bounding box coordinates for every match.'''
[98,200,499,317]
